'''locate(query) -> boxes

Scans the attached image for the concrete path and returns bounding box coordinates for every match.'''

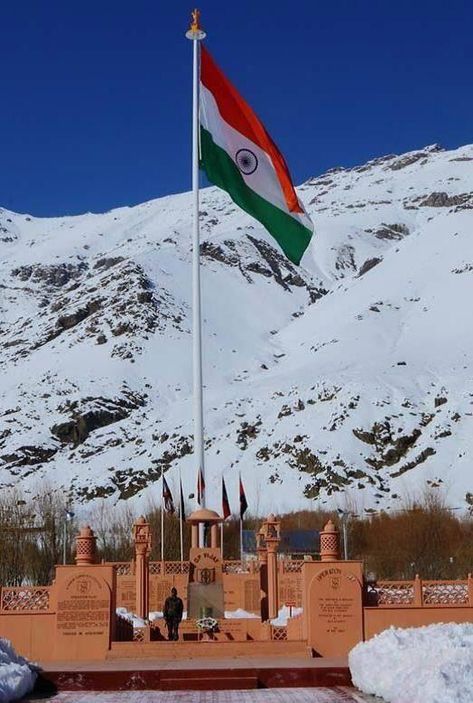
[24,688,381,702]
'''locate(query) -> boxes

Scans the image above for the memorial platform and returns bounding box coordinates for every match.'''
[35,655,351,692]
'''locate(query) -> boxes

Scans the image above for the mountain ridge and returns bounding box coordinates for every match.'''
[1,142,472,516]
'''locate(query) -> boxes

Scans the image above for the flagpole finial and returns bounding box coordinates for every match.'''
[186,8,206,40]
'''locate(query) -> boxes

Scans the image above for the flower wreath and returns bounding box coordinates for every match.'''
[196,616,218,632]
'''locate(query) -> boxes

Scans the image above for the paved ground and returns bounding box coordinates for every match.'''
[24,688,380,702]
[39,657,348,672]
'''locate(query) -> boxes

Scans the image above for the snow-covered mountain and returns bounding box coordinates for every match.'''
[1,143,473,515]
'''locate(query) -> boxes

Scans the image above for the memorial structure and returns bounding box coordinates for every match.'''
[1,511,473,663]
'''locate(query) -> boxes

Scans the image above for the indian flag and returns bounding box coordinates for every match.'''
[199,46,314,265]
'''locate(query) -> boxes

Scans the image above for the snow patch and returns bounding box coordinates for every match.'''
[270,605,303,625]
[0,639,36,703]
[349,623,473,703]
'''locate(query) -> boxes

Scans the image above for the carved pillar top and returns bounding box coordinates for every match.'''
[263,513,281,551]
[75,525,97,565]
[256,528,268,564]
[320,519,341,561]
[133,516,151,557]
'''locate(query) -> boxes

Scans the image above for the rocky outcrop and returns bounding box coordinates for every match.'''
[51,391,146,447]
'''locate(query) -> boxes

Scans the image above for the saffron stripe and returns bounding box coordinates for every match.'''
[201,46,303,215]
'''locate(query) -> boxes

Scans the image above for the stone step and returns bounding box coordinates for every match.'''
[107,640,310,659]
[160,676,258,690]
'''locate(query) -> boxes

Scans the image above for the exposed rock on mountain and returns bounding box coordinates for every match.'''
[1,143,473,514]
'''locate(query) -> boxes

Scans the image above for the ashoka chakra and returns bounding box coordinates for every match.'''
[235,148,258,175]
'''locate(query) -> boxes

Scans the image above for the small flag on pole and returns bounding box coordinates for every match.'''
[179,477,186,520]
[222,476,231,520]
[239,475,248,519]
[199,47,314,265]
[162,475,175,514]
[197,467,205,506]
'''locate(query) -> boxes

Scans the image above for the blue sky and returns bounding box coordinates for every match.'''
[1,0,472,216]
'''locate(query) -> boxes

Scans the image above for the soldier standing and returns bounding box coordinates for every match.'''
[163,587,184,641]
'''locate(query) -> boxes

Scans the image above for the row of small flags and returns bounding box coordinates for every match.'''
[162,472,248,520]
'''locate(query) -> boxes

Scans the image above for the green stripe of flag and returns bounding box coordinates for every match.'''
[199,128,312,265]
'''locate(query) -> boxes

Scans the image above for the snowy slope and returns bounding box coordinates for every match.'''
[1,143,473,515]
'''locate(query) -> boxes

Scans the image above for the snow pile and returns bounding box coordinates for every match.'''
[270,605,303,625]
[224,608,259,619]
[349,623,473,703]
[0,639,36,703]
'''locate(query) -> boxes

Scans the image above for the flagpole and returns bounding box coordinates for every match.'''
[186,10,207,516]
[179,471,184,564]
[161,476,165,563]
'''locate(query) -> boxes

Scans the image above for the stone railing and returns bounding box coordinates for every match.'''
[281,560,305,574]
[366,576,473,607]
[0,586,52,612]
[112,561,191,576]
[111,562,133,576]
[271,625,288,641]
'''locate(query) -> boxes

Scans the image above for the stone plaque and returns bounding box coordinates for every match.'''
[189,547,222,582]
[54,567,112,660]
[306,563,363,657]
[117,577,135,610]
[244,580,260,613]
[154,580,172,611]
[279,577,302,607]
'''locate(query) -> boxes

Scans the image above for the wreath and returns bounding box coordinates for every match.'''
[196,616,218,632]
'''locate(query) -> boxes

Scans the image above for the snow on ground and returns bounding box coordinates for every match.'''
[349,623,473,703]
[0,639,36,703]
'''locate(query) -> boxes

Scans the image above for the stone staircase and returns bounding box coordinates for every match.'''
[107,639,310,659]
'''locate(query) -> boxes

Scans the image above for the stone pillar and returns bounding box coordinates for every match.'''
[257,528,269,621]
[264,514,281,621]
[210,524,218,548]
[132,516,151,620]
[320,519,341,562]
[75,526,97,566]
[191,524,199,548]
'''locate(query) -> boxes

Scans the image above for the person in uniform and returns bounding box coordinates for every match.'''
[163,587,184,641]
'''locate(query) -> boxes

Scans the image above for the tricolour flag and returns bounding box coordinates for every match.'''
[162,475,175,514]
[199,46,314,265]
[222,476,231,520]
[197,467,205,506]
[239,475,248,519]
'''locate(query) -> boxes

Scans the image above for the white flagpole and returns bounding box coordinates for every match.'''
[179,471,184,564]
[186,11,207,519]
[161,477,164,563]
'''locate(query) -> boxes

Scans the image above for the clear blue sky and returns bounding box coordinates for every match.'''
[1,0,472,216]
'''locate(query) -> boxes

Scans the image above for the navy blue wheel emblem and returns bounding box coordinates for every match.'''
[235,148,258,175]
